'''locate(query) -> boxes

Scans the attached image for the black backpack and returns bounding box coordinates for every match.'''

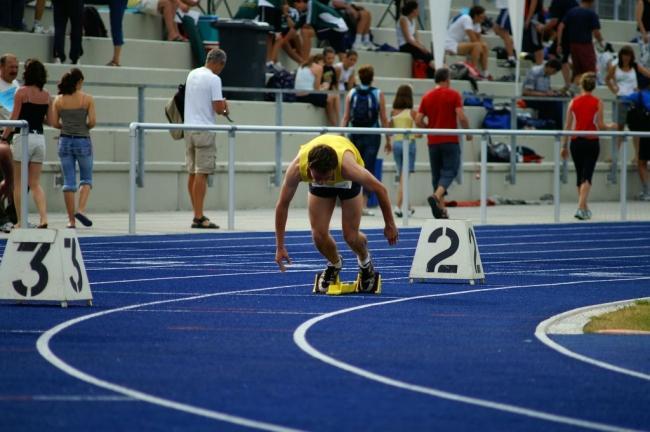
[350,86,379,127]
[83,6,108,37]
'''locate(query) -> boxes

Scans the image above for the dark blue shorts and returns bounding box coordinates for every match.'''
[309,182,361,200]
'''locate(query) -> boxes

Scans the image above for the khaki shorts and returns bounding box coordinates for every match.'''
[12,133,45,163]
[185,131,216,174]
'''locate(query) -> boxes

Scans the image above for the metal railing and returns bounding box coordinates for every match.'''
[129,122,648,235]
[44,80,631,188]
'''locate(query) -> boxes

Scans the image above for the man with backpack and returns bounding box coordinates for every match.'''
[340,64,391,216]
[416,67,471,219]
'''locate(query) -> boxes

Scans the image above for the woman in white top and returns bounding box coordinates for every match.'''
[335,49,358,92]
[605,45,650,156]
[294,54,339,126]
[397,0,434,71]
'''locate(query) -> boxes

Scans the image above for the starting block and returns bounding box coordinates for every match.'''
[312,271,381,295]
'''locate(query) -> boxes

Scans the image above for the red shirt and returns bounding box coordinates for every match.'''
[418,86,462,145]
[570,93,600,140]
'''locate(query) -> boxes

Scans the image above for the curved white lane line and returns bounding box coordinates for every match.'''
[36,284,310,432]
[535,299,650,382]
[294,277,650,432]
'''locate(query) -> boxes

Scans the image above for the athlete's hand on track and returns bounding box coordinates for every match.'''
[275,246,291,271]
[384,223,398,245]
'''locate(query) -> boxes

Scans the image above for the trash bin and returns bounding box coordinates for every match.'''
[198,15,219,54]
[212,19,271,101]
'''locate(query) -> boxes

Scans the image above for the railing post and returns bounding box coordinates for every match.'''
[480,133,488,225]
[19,126,29,227]
[508,97,517,184]
[128,125,138,235]
[620,134,628,221]
[274,92,283,187]
[228,129,236,230]
[402,132,410,227]
[553,135,561,222]
[137,85,145,188]
[608,100,618,184]
[560,99,568,184]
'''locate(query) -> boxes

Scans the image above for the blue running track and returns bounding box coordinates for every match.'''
[1,222,649,431]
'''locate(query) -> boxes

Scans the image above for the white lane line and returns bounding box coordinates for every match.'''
[535,299,650,382]
[36,283,311,432]
[77,235,650,256]
[131,308,322,316]
[32,395,135,402]
[0,329,44,334]
[293,277,650,432]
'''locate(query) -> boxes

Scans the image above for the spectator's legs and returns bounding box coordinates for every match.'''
[300,26,315,61]
[107,0,127,65]
[33,0,46,32]
[69,0,84,63]
[577,180,591,210]
[456,42,481,70]
[326,94,339,126]
[281,29,305,64]
[479,41,489,73]
[28,163,47,226]
[638,158,649,193]
[494,25,514,59]
[188,173,208,219]
[52,0,68,62]
[0,143,13,204]
[159,0,183,41]
[11,161,22,226]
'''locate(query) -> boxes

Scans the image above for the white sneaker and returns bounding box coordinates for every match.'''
[639,192,650,201]
[362,40,374,50]
[352,41,366,51]
[53,58,62,64]
[32,22,46,33]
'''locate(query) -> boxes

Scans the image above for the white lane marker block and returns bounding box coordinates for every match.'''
[409,220,485,284]
[0,228,92,307]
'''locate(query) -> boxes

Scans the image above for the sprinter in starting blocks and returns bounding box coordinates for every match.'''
[312,262,381,295]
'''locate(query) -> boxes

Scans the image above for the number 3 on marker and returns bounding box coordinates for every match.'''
[12,242,51,297]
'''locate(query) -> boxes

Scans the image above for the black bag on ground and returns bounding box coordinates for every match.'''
[83,6,108,37]
[487,140,511,163]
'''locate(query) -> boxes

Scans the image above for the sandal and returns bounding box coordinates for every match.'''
[169,35,188,42]
[105,60,121,67]
[37,223,48,229]
[66,224,76,229]
[191,216,219,229]
[75,212,93,227]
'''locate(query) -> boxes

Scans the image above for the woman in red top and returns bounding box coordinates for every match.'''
[562,72,616,220]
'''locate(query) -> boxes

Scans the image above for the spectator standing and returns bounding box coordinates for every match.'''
[0,53,19,119]
[561,73,616,220]
[416,68,471,220]
[522,58,564,130]
[294,54,339,126]
[389,84,418,218]
[52,68,96,229]
[557,0,604,86]
[274,134,398,294]
[0,53,19,232]
[31,0,50,33]
[335,49,357,92]
[0,59,51,229]
[605,46,650,160]
[0,0,25,31]
[340,64,391,216]
[52,0,84,64]
[636,0,650,67]
[397,0,434,72]
[623,85,650,201]
[545,0,578,88]
[444,6,490,79]
[183,48,229,229]
[87,0,128,66]
[493,0,516,68]
[523,0,545,65]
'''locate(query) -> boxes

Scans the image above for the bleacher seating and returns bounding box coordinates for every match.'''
[0,0,643,212]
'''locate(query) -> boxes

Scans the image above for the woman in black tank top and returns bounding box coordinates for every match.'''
[0,59,50,229]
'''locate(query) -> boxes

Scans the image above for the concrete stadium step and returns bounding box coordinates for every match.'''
[30,158,633,213]
[0,31,192,69]
[23,5,164,41]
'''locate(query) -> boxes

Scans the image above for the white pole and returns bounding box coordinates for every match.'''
[402,138,409,226]
[20,127,29,227]
[430,0,451,69]
[128,125,138,234]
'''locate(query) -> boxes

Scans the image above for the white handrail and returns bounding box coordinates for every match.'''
[128,122,650,234]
